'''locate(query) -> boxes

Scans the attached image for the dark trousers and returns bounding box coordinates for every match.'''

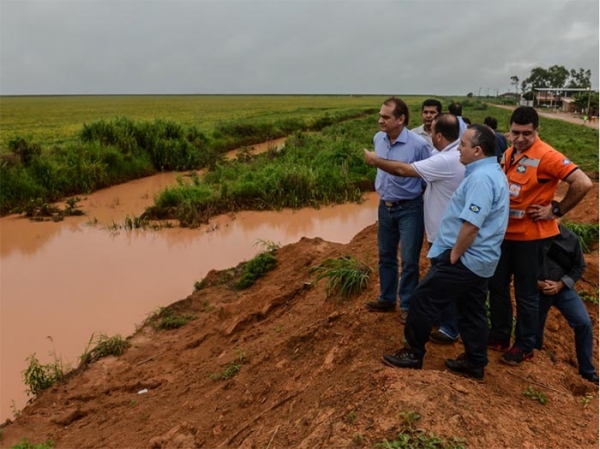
[488,238,553,353]
[404,249,490,367]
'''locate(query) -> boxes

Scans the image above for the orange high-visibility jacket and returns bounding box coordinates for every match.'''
[501,137,578,241]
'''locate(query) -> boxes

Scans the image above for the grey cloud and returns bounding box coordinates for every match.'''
[1,0,597,95]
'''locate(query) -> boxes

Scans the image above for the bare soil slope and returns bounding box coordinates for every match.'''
[2,185,598,449]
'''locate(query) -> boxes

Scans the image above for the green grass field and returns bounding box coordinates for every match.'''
[0,95,401,147]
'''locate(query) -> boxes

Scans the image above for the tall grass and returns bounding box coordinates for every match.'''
[0,106,373,215]
[145,116,378,226]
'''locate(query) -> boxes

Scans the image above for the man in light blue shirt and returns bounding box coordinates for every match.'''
[364,97,431,322]
[382,124,509,380]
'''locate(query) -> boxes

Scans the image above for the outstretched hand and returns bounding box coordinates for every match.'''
[364,148,378,166]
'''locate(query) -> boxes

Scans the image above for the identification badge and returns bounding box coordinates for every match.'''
[509,183,522,197]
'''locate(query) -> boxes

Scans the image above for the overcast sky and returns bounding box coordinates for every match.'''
[1,0,598,95]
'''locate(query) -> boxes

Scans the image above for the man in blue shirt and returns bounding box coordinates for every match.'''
[382,124,509,380]
[364,97,431,323]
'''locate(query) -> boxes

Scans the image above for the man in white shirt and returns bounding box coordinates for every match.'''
[411,99,442,152]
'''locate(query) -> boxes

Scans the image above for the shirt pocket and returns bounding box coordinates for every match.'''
[508,167,531,205]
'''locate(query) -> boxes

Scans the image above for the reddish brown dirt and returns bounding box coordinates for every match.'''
[2,184,598,449]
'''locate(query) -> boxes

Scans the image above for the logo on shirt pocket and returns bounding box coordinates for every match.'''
[516,165,526,173]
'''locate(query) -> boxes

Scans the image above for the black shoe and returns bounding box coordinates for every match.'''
[582,373,599,385]
[444,354,484,380]
[430,329,458,344]
[382,349,423,369]
[366,301,396,313]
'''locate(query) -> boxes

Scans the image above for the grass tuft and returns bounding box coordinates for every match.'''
[376,411,466,449]
[310,255,373,300]
[147,307,197,330]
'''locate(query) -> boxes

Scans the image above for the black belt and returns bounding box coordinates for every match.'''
[381,198,417,207]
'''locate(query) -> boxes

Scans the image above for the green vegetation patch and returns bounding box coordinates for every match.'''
[80,334,131,365]
[561,220,599,253]
[147,307,197,330]
[22,354,65,397]
[376,411,466,449]
[236,251,278,290]
[310,255,373,300]
[10,438,54,449]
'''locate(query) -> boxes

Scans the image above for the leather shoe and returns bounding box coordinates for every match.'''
[430,329,458,344]
[366,301,396,313]
[382,349,423,369]
[583,373,599,385]
[444,355,484,380]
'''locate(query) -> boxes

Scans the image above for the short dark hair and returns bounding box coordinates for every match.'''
[383,97,410,126]
[468,124,496,157]
[510,106,539,128]
[421,99,442,114]
[432,113,459,142]
[483,116,498,130]
[448,102,462,116]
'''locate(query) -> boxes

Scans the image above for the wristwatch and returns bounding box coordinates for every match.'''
[551,200,563,217]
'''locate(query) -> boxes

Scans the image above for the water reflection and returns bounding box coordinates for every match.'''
[0,170,378,420]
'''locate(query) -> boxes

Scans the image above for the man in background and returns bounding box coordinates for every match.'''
[536,224,598,384]
[484,115,508,161]
[448,102,467,137]
[412,99,442,151]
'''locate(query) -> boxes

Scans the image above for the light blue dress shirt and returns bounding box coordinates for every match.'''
[429,157,509,278]
[373,127,431,201]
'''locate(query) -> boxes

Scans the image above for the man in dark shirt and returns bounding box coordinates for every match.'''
[536,224,598,384]
[484,116,508,161]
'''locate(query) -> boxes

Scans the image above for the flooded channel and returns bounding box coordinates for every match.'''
[0,157,379,420]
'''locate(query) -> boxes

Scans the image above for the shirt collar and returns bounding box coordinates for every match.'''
[465,156,497,175]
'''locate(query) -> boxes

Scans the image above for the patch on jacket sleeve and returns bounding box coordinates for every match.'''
[469,204,481,213]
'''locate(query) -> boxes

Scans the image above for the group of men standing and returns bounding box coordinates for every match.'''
[363,97,596,383]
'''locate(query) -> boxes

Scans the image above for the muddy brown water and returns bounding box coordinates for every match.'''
[0,148,379,420]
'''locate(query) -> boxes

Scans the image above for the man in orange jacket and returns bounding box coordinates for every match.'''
[488,106,592,365]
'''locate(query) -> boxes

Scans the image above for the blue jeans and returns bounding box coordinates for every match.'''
[536,288,596,377]
[377,197,424,310]
[489,238,553,353]
[405,249,489,366]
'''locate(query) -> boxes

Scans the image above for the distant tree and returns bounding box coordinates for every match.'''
[573,91,598,114]
[567,68,592,88]
[521,65,569,92]
[467,92,473,98]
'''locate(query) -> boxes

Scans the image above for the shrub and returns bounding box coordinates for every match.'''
[236,252,277,290]
[22,354,65,396]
